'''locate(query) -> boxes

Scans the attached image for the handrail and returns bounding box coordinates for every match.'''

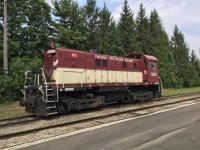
[40,68,48,102]
[56,84,59,102]
[158,76,163,94]
[23,70,33,100]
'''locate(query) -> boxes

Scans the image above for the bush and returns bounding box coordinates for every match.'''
[0,56,41,103]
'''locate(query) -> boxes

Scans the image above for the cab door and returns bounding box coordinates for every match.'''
[143,58,148,82]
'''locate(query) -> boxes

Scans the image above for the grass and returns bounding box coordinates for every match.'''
[0,101,29,120]
[162,87,200,97]
[0,87,200,119]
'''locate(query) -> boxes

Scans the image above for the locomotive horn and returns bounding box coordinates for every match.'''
[49,41,55,49]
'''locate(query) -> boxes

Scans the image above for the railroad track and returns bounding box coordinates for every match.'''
[161,92,200,99]
[1,92,199,123]
[1,93,200,140]
[0,115,39,128]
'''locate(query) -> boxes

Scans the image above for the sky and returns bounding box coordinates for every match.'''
[45,0,200,57]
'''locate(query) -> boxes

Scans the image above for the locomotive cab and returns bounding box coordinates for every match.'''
[143,55,162,98]
[143,55,159,83]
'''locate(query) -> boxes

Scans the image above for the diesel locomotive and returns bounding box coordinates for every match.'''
[20,42,162,116]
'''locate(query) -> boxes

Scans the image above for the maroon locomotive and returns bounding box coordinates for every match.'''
[21,43,162,116]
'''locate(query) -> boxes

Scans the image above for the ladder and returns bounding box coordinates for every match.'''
[40,68,58,116]
[44,85,58,115]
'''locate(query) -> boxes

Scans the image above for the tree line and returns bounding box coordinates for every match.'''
[0,0,200,102]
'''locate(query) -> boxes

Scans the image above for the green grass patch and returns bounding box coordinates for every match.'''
[163,87,200,97]
[0,101,29,120]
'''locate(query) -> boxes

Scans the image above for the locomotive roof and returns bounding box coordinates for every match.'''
[144,55,158,61]
[57,48,92,54]
[56,48,120,58]
[55,48,158,61]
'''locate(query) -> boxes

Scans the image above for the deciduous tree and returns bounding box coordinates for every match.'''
[52,0,87,49]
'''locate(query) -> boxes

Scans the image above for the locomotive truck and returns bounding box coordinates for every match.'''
[20,42,162,117]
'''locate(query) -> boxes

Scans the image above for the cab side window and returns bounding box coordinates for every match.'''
[151,61,156,69]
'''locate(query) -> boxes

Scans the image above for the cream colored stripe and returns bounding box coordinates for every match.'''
[51,68,143,85]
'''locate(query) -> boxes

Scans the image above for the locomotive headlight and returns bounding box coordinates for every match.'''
[26,86,37,94]
[39,85,43,90]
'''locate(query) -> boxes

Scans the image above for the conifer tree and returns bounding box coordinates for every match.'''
[191,50,200,72]
[135,3,150,54]
[107,21,122,56]
[83,0,100,50]
[190,50,200,85]
[171,25,194,87]
[118,0,136,55]
[97,3,113,54]
[149,9,177,87]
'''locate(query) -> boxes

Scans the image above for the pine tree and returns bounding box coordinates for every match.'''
[83,0,100,50]
[135,3,150,54]
[191,50,200,73]
[107,21,122,56]
[171,25,193,87]
[118,0,136,55]
[149,9,177,87]
[190,50,200,86]
[97,3,113,54]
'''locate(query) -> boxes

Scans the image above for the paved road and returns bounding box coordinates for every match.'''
[21,103,200,150]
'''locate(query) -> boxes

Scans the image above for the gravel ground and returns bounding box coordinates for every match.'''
[0,94,200,149]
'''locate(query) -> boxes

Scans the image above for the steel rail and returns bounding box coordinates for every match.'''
[0,95,200,140]
[0,115,35,123]
[0,117,39,128]
[0,92,199,122]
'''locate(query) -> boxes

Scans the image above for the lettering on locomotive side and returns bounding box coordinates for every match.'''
[124,58,133,62]
[95,55,133,63]
[109,56,117,61]
[95,55,108,60]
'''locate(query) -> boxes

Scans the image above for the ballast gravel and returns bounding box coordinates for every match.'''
[0,94,200,149]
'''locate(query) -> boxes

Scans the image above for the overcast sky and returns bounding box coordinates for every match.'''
[46,0,200,57]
